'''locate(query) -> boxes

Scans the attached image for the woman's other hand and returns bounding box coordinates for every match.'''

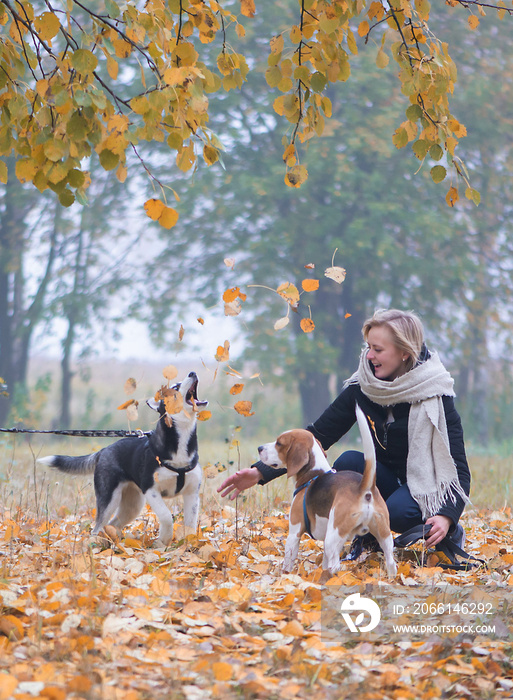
[424,514,452,547]
[217,468,260,500]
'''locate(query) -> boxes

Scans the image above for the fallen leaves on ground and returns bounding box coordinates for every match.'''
[1,507,512,699]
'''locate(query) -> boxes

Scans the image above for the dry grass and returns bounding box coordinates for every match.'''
[0,434,511,535]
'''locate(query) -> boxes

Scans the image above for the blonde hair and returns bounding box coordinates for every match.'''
[362,309,424,372]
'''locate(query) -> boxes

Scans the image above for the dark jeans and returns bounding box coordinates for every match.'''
[332,450,424,534]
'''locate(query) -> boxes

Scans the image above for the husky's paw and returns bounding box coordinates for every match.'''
[153,538,172,549]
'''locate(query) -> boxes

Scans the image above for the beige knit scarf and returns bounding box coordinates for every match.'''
[346,349,469,519]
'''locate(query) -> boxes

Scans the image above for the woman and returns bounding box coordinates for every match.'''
[218,309,470,551]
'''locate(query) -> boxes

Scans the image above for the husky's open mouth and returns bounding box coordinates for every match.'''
[185,377,208,408]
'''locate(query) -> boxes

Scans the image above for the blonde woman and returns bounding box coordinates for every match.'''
[218,309,470,555]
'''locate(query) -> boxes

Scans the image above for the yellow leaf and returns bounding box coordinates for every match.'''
[277,282,300,307]
[144,198,165,221]
[0,674,18,699]
[448,119,467,138]
[0,161,8,184]
[215,340,230,362]
[301,279,319,292]
[0,615,24,641]
[124,378,137,395]
[197,410,212,421]
[117,399,137,410]
[282,144,296,166]
[178,324,185,341]
[203,145,219,165]
[445,186,459,207]
[376,48,389,69]
[197,317,204,324]
[212,661,233,681]
[158,206,179,229]
[358,20,369,37]
[240,0,255,17]
[468,15,479,29]
[285,164,308,188]
[33,12,60,42]
[300,318,315,333]
[223,287,241,302]
[163,365,178,381]
[230,384,244,395]
[106,55,119,80]
[234,400,255,417]
[164,391,183,415]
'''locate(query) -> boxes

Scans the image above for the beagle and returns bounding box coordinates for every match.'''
[258,404,397,577]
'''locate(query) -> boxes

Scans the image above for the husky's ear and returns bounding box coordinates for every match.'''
[146,398,162,412]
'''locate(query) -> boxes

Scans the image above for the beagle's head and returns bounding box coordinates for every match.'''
[258,429,319,477]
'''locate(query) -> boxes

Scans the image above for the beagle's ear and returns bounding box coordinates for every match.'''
[284,438,311,476]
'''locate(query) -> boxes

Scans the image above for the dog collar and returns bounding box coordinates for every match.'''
[293,475,320,540]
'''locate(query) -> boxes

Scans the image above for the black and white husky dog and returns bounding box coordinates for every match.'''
[38,372,208,547]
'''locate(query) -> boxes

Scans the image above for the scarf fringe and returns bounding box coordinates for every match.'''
[412,479,471,520]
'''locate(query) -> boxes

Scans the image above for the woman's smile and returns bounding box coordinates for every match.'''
[366,326,409,381]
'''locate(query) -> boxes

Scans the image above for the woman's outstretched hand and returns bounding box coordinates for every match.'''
[217,468,261,500]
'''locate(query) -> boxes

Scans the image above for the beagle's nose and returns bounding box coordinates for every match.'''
[257,446,263,453]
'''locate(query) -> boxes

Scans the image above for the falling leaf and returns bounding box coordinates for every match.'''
[224,257,235,269]
[164,390,184,415]
[117,399,136,410]
[234,400,255,416]
[229,384,244,395]
[197,317,205,324]
[300,318,315,333]
[304,263,315,269]
[178,324,185,341]
[274,316,290,330]
[197,410,212,421]
[223,287,241,302]
[240,0,255,17]
[468,15,479,29]
[124,378,137,395]
[225,300,242,316]
[301,279,319,292]
[325,266,346,284]
[162,365,178,381]
[126,403,139,421]
[225,365,242,377]
[215,340,230,362]
[277,282,300,307]
[345,312,352,319]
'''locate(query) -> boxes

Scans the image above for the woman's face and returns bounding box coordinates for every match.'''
[366,325,409,381]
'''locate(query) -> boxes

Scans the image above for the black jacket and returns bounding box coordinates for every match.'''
[256,382,471,526]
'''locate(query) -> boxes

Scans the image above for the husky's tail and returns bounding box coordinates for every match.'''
[355,403,377,496]
[37,452,99,475]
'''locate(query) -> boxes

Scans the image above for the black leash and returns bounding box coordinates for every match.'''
[0,427,150,438]
[394,524,486,571]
